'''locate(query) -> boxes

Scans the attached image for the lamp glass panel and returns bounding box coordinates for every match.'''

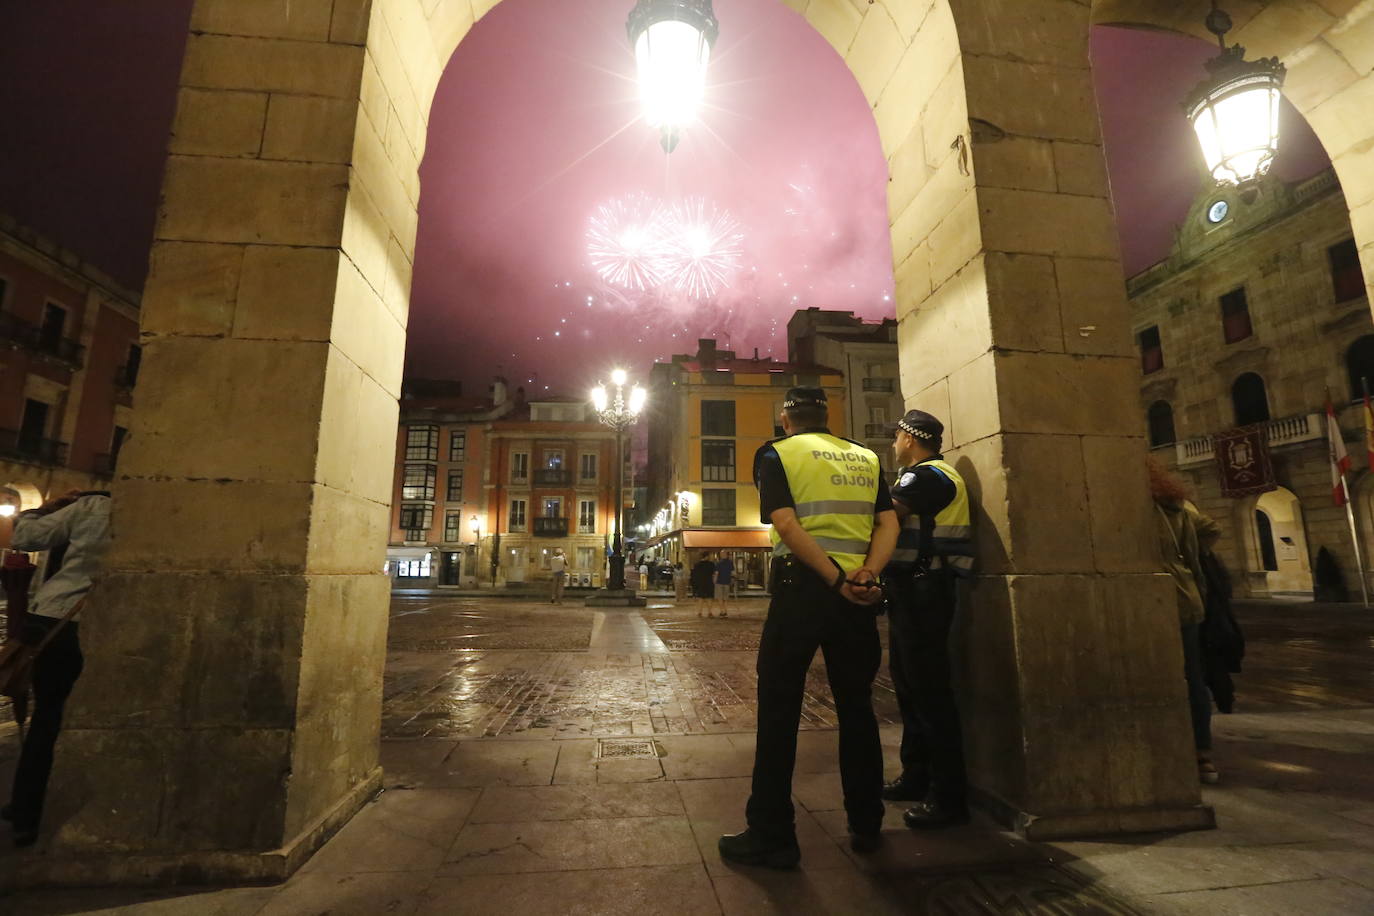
[635,19,710,130]
[1193,81,1281,185]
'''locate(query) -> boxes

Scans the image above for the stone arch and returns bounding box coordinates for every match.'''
[1092,0,1374,309]
[1234,485,1314,598]
[37,0,1208,884]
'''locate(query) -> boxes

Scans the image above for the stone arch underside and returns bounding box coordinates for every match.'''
[20,0,1264,885]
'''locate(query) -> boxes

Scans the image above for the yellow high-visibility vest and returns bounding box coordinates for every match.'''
[768,433,881,574]
[889,458,975,576]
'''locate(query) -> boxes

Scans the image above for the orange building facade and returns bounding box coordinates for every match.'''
[387,386,620,588]
[0,214,139,543]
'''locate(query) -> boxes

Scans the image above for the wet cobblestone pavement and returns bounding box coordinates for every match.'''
[383,596,900,740]
[4,596,1374,914]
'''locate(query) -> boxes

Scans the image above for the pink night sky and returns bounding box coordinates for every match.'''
[0,2,1333,397]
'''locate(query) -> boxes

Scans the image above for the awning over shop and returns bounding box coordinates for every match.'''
[386,546,434,559]
[681,529,771,549]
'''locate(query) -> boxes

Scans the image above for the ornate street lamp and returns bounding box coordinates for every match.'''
[627,0,718,153]
[1182,2,1286,203]
[591,368,647,591]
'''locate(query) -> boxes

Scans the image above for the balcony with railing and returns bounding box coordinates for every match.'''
[0,429,69,467]
[1174,413,1323,468]
[534,468,572,486]
[533,517,569,537]
[0,312,85,368]
[864,423,891,439]
[862,377,894,393]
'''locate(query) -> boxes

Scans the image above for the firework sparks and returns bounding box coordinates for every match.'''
[662,198,744,299]
[586,193,671,291]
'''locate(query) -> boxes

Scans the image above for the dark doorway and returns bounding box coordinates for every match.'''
[1255,510,1278,572]
[1232,373,1270,426]
[440,551,460,586]
[18,398,48,453]
[39,303,66,352]
[1147,400,1176,447]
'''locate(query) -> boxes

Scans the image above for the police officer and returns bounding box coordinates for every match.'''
[881,410,975,829]
[719,387,899,868]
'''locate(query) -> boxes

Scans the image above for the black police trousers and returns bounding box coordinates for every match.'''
[887,573,966,810]
[8,616,84,833]
[745,564,884,839]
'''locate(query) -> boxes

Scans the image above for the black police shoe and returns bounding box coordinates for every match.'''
[903,800,970,830]
[718,829,801,869]
[881,774,928,802]
[850,831,883,854]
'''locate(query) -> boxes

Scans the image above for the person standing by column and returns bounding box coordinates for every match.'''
[2,489,111,847]
[549,548,567,604]
[881,411,977,830]
[719,387,898,867]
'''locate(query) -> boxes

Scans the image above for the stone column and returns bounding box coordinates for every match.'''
[18,0,412,885]
[834,0,1212,838]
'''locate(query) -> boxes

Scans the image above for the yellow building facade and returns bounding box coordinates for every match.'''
[645,338,846,590]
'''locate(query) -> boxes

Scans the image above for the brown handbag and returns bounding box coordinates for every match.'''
[0,597,85,704]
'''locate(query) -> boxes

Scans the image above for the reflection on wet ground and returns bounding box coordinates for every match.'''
[382,597,901,739]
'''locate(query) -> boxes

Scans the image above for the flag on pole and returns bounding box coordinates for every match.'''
[1327,394,1351,506]
[1362,377,1374,471]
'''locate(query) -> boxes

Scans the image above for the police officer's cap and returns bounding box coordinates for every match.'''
[897,409,943,443]
[783,387,827,410]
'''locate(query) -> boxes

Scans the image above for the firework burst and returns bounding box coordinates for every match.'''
[586,193,671,291]
[661,198,744,299]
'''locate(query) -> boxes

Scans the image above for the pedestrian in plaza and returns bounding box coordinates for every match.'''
[1148,456,1223,785]
[881,410,977,830]
[2,489,111,847]
[719,387,898,868]
[637,559,650,592]
[673,562,689,602]
[691,555,715,616]
[712,553,733,618]
[549,548,567,604]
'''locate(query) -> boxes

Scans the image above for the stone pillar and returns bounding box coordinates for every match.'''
[840,0,1212,838]
[16,0,411,885]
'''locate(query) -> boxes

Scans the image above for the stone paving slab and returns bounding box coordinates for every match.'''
[439,814,700,875]
[418,864,722,916]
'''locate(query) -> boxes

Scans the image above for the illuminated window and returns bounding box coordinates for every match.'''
[447,469,463,501]
[509,499,527,531]
[402,464,436,501]
[406,425,439,461]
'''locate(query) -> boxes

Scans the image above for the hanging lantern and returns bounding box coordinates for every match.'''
[1183,3,1286,202]
[626,0,718,154]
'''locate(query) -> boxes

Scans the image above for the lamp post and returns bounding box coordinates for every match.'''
[1183,1,1287,203]
[626,0,718,153]
[591,368,647,592]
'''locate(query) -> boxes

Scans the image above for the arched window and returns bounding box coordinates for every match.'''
[1232,373,1270,426]
[1255,510,1278,572]
[1346,335,1374,402]
[1147,401,1176,447]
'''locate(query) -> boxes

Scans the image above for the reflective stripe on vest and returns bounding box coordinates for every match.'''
[891,459,976,577]
[769,433,881,575]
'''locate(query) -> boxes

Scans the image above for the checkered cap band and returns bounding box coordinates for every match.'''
[897,418,936,440]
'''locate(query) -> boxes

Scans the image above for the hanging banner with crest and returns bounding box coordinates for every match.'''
[1214,424,1276,498]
